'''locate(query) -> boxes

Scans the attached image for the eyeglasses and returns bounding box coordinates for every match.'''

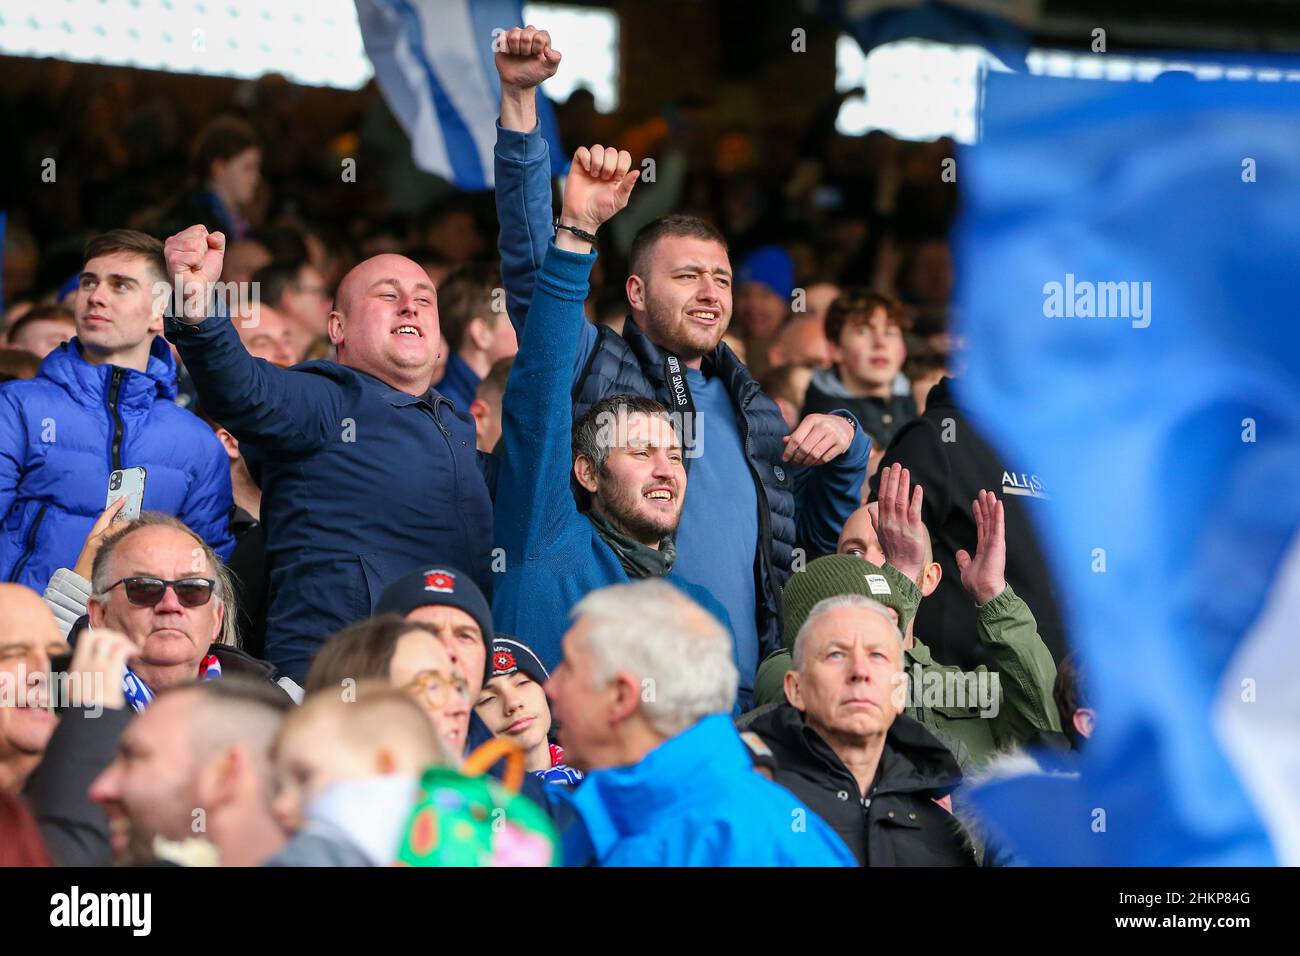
[105,576,217,608]
[402,670,470,707]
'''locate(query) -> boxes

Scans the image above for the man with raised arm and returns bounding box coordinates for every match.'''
[493,28,868,706]
[162,224,494,683]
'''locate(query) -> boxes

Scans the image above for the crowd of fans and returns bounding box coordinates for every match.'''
[0,27,1093,867]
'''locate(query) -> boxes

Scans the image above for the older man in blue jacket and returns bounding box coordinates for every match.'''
[1,230,233,589]
[162,225,494,683]
[547,579,855,866]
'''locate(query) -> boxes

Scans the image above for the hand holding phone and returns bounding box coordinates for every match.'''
[75,496,128,580]
[106,467,146,521]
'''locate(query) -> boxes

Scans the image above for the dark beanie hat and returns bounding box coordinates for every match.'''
[488,637,549,684]
[781,555,921,649]
[375,566,494,667]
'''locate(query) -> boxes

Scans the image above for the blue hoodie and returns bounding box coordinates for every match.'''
[491,243,737,681]
[556,713,857,866]
[0,337,234,588]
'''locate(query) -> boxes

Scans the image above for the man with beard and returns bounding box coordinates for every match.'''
[495,29,866,709]
[491,142,732,679]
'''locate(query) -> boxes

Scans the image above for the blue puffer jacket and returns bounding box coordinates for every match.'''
[556,713,857,866]
[0,338,234,589]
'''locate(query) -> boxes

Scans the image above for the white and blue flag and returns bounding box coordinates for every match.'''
[355,0,564,189]
[958,68,1300,865]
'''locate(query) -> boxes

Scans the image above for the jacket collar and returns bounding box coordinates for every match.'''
[557,713,747,857]
[905,636,933,666]
[338,362,455,416]
[758,703,963,799]
[40,336,178,408]
[620,317,761,407]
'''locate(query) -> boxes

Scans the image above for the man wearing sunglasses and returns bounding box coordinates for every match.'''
[84,513,298,708]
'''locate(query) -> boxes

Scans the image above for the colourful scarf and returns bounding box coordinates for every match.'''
[123,652,223,713]
[535,743,584,786]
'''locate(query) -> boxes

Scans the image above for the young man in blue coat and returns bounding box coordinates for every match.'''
[547,579,856,867]
[493,29,868,706]
[162,221,494,684]
[0,230,233,590]
[491,142,741,694]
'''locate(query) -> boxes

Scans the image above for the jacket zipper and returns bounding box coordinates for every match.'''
[107,367,126,471]
[429,401,468,560]
[8,503,50,582]
[738,387,776,641]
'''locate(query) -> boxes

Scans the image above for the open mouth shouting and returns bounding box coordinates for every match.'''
[685,307,721,326]
[392,323,423,337]
[643,484,677,510]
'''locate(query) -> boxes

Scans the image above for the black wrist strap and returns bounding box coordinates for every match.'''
[554,217,598,245]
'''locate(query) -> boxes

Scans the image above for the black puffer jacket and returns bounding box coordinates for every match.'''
[748,704,977,867]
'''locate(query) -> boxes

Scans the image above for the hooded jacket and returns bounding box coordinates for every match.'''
[555,713,856,866]
[747,704,977,866]
[0,338,234,590]
[165,313,494,684]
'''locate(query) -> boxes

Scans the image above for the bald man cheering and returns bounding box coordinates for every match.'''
[164,226,493,683]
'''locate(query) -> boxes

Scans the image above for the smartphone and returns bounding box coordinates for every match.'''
[106,467,147,521]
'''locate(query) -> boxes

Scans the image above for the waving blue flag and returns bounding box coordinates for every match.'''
[355,0,565,190]
[957,69,1300,865]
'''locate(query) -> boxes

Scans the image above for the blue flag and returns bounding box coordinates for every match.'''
[826,0,1032,70]
[355,0,565,190]
[956,69,1300,865]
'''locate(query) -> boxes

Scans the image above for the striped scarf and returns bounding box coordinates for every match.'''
[122,652,223,713]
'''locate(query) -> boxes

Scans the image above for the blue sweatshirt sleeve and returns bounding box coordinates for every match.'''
[495,122,555,338]
[793,410,870,558]
[495,121,598,385]
[494,242,596,564]
[166,315,341,456]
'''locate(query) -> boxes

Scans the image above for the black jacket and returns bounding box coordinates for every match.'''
[23,706,133,866]
[870,377,1067,668]
[748,704,976,867]
[573,321,796,660]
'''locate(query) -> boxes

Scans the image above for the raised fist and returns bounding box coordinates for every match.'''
[495,25,561,89]
[560,145,639,232]
[164,224,226,322]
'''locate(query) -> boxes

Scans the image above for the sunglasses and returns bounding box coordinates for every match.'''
[105,576,217,608]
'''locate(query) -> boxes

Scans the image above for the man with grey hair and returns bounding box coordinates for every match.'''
[48,513,298,709]
[746,594,977,866]
[544,579,855,866]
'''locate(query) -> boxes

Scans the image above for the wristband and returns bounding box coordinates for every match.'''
[554,217,598,245]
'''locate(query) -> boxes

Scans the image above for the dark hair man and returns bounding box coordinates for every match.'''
[432,263,518,412]
[488,143,735,693]
[494,29,868,704]
[163,211,496,684]
[0,230,234,591]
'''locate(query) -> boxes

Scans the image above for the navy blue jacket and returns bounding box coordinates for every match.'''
[166,314,494,683]
[1,338,233,588]
[495,122,866,661]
